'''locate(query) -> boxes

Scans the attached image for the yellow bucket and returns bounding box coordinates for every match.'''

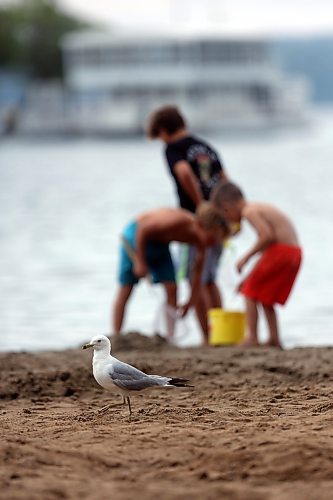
[208,308,245,346]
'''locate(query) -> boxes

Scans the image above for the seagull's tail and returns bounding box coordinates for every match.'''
[168,377,193,388]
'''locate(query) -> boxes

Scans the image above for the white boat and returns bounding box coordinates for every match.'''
[61,28,311,134]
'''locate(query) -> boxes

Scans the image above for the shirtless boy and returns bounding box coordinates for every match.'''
[212,181,302,348]
[112,203,229,344]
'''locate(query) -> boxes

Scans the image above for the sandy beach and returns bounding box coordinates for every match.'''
[1,333,333,500]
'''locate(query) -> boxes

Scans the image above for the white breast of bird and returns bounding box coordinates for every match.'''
[93,360,118,392]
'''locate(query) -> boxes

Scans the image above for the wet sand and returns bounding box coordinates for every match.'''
[1,333,333,500]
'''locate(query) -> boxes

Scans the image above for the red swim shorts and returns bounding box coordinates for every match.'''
[240,243,302,306]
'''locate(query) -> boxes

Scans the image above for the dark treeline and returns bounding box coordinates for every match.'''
[0,0,89,79]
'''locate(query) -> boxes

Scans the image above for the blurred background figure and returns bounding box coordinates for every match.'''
[0,0,333,351]
[146,105,228,339]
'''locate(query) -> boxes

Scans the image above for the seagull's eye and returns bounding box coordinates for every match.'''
[97,339,101,343]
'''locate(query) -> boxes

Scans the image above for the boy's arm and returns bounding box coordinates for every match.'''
[174,161,203,207]
[134,220,155,278]
[237,209,275,272]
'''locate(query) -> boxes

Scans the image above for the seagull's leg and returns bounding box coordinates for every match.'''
[126,396,132,416]
[97,395,126,413]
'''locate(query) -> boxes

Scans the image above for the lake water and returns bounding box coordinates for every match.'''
[1,109,333,352]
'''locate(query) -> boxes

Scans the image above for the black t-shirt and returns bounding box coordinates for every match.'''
[165,135,224,213]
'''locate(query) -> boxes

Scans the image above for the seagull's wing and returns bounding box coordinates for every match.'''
[108,360,168,392]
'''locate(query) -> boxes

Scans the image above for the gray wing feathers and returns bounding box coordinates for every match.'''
[111,360,147,379]
[109,361,168,391]
[112,379,162,391]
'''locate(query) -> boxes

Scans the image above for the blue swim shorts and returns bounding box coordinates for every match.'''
[118,221,176,285]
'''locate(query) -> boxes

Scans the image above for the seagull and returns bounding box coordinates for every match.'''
[82,334,192,416]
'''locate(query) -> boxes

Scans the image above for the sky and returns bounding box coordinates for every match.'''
[57,0,333,36]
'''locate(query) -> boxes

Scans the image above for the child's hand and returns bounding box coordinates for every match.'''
[178,301,191,318]
[236,255,249,273]
[231,222,241,235]
[236,279,245,293]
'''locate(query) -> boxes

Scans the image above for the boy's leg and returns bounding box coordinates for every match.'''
[203,281,222,309]
[163,281,177,341]
[149,242,177,341]
[112,284,134,335]
[180,245,208,343]
[262,304,282,348]
[241,297,260,346]
[114,221,138,335]
[194,290,209,345]
[194,245,222,345]
[202,245,223,310]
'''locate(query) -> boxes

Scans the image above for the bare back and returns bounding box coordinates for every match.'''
[243,202,299,246]
[137,208,207,248]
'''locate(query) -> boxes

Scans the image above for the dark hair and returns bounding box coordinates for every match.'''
[211,181,244,207]
[146,106,186,138]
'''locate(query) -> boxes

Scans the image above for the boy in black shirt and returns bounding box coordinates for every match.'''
[146,106,228,337]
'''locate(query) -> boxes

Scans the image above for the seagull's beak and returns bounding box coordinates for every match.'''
[82,343,93,350]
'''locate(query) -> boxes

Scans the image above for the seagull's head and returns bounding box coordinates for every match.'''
[82,335,111,352]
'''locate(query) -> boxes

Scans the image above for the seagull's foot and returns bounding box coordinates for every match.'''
[96,402,124,414]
